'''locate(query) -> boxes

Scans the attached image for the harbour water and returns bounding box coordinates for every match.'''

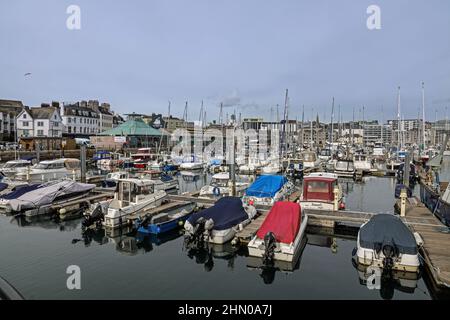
[2,160,448,300]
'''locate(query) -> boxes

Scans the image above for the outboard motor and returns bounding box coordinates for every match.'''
[184,217,208,248]
[262,232,277,266]
[82,203,104,228]
[381,241,399,271]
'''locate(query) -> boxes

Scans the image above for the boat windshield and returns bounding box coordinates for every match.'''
[320,149,331,156]
[3,162,27,168]
[302,153,316,162]
[211,178,228,187]
[306,181,330,194]
[34,163,51,169]
[336,161,354,171]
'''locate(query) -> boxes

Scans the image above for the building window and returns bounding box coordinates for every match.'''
[23,129,29,136]
[68,118,71,123]
[23,121,29,127]
[74,118,76,124]
[37,121,44,127]
[23,114,26,119]
[54,122,59,127]
[37,130,44,136]
[68,126,71,133]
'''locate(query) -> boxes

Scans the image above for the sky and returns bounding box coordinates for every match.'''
[1,0,450,123]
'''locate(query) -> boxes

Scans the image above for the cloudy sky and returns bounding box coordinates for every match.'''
[1,0,449,122]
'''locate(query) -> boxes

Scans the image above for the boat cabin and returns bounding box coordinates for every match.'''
[1,160,31,169]
[301,151,317,162]
[33,158,80,171]
[302,173,340,203]
[210,173,230,187]
[335,159,355,172]
[114,179,155,206]
[93,150,111,161]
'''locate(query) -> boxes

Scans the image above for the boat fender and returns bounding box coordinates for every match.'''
[204,218,214,231]
[213,187,220,197]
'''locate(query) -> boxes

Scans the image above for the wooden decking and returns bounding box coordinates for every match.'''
[395,197,450,290]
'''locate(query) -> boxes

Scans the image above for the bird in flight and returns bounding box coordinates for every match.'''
[24,73,32,76]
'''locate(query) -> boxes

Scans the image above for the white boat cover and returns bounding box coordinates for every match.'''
[7,180,95,212]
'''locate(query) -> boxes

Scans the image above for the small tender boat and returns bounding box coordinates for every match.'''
[0,160,31,178]
[137,202,197,234]
[103,179,167,229]
[299,172,345,211]
[331,159,356,178]
[14,158,81,182]
[242,175,295,206]
[0,180,95,215]
[247,202,308,263]
[355,214,422,273]
[199,172,249,199]
[184,196,256,244]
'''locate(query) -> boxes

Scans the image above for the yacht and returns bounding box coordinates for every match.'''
[331,159,356,179]
[179,155,205,170]
[103,179,167,229]
[353,154,372,173]
[14,158,81,182]
[300,151,321,169]
[0,159,31,178]
[199,172,249,199]
[131,148,153,169]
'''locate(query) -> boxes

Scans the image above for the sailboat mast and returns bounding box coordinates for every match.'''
[301,105,304,149]
[422,81,426,151]
[397,86,401,155]
[331,97,334,148]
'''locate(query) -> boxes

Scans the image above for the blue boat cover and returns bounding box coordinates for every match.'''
[0,183,8,193]
[187,197,248,231]
[0,184,42,200]
[245,175,287,198]
[160,174,173,182]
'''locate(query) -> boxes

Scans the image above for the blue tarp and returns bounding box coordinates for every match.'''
[0,184,43,200]
[160,174,173,182]
[245,175,287,198]
[187,197,248,231]
[0,183,8,193]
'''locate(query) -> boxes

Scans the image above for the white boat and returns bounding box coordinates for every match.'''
[443,150,450,156]
[0,176,29,196]
[299,172,345,211]
[355,214,422,273]
[184,196,256,244]
[0,160,32,178]
[242,175,295,206]
[179,156,205,170]
[14,158,81,182]
[239,158,264,174]
[300,151,321,169]
[131,148,153,169]
[318,148,332,162]
[331,159,356,178]
[261,162,282,174]
[140,171,179,192]
[199,172,249,199]
[247,202,308,263]
[353,154,372,172]
[100,171,130,189]
[104,179,167,229]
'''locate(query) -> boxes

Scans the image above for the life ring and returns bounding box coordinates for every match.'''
[213,187,221,196]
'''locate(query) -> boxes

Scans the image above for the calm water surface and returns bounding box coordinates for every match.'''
[2,159,449,300]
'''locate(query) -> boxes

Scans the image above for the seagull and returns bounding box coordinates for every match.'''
[24,73,31,77]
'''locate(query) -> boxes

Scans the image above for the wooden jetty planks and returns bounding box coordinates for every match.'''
[396,197,450,289]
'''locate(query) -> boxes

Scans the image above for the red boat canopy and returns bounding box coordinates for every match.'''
[256,202,301,244]
[303,177,336,202]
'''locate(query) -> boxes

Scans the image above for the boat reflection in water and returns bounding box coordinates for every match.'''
[351,255,422,300]
[71,227,108,247]
[10,214,80,232]
[135,229,184,253]
[246,237,307,284]
[184,242,243,272]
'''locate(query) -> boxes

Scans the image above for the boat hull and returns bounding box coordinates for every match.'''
[248,215,308,262]
[420,183,450,226]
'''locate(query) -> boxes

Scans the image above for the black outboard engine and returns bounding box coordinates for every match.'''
[184,217,208,248]
[381,240,399,271]
[262,232,277,266]
[82,204,104,228]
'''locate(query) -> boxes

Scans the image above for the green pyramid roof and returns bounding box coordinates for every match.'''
[99,119,162,136]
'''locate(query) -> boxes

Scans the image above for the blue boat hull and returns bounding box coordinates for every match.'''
[138,213,192,235]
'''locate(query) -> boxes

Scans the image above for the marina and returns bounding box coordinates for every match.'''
[0,154,449,300]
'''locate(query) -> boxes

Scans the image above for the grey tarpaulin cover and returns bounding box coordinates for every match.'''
[359,214,418,255]
[7,180,95,212]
